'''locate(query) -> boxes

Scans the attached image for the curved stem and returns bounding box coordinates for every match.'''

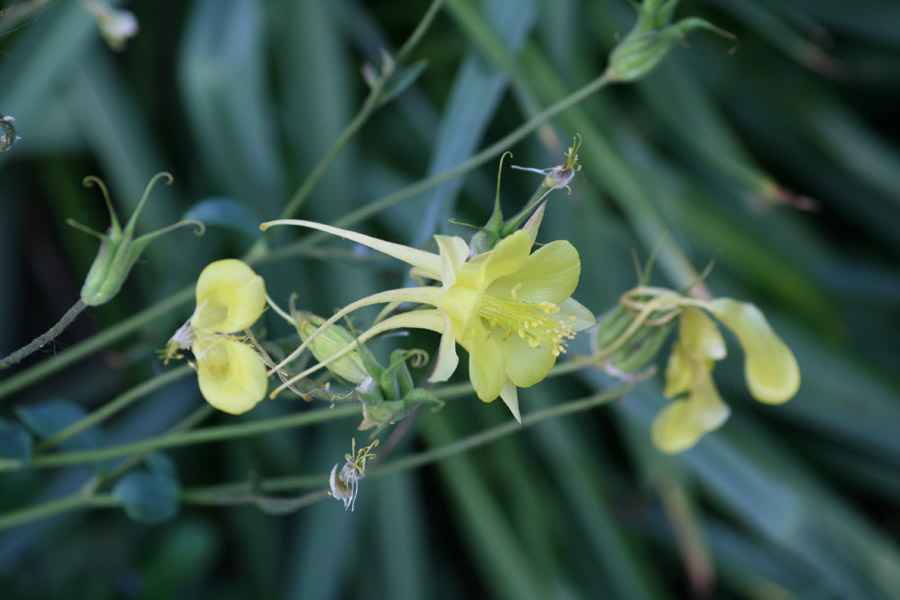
[34,366,193,452]
[244,0,447,263]
[0,287,193,402]
[7,405,360,471]
[0,300,86,370]
[265,73,613,264]
[172,383,633,506]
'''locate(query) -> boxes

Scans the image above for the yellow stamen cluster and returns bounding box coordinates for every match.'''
[479,286,577,357]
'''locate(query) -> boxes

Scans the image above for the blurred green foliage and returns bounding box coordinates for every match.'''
[1,0,899,598]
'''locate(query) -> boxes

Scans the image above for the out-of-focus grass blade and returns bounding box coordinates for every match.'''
[421,411,551,600]
[412,0,537,245]
[178,0,287,216]
[608,382,900,599]
[527,389,666,600]
[184,197,263,238]
[371,471,429,600]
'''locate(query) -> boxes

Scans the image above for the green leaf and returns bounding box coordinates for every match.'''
[113,471,179,525]
[183,197,263,238]
[16,399,102,453]
[0,416,32,464]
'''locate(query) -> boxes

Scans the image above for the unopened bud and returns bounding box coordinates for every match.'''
[295,312,371,385]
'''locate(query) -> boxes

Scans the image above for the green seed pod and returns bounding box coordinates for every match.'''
[609,320,675,372]
[70,173,203,306]
[296,313,372,385]
[606,1,735,83]
[593,304,635,353]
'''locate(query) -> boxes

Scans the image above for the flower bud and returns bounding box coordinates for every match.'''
[295,312,371,385]
[607,1,735,83]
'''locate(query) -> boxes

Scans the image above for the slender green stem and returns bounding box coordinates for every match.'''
[173,384,632,507]
[0,300,86,370]
[7,405,360,471]
[265,73,613,264]
[0,288,193,402]
[0,494,91,531]
[34,366,192,452]
[500,185,554,236]
[244,0,447,263]
[371,384,632,478]
[0,0,56,35]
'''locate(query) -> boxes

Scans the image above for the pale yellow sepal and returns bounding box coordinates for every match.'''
[261,219,441,279]
[652,362,731,454]
[705,298,800,404]
[194,337,267,415]
[194,259,266,333]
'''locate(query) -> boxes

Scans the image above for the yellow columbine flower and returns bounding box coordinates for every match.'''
[259,220,595,422]
[164,259,268,415]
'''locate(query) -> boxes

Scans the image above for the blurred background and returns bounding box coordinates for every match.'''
[1,0,899,598]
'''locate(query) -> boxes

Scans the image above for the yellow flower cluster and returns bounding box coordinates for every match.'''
[653,298,800,453]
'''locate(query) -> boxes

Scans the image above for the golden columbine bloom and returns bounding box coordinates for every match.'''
[260,219,595,422]
[164,259,268,415]
[652,298,800,453]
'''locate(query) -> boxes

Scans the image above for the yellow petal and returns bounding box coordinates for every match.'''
[663,342,692,398]
[557,298,596,332]
[499,379,522,424]
[706,298,800,404]
[260,219,441,279]
[428,310,459,383]
[477,230,532,289]
[434,235,470,289]
[194,259,266,333]
[680,307,726,362]
[467,320,506,402]
[500,331,556,388]
[194,338,267,414]
[488,240,581,305]
[651,364,731,454]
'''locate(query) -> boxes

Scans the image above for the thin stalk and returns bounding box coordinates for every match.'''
[0,300,86,370]
[0,407,214,532]
[34,365,192,451]
[266,72,613,264]
[371,384,631,478]
[174,384,633,507]
[243,0,447,263]
[0,287,193,402]
[7,405,360,471]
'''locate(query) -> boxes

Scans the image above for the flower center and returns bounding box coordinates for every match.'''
[478,283,577,357]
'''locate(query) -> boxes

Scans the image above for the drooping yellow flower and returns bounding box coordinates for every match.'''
[164,259,268,414]
[259,220,595,422]
[650,298,800,453]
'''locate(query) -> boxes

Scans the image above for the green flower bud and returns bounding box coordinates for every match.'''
[295,312,372,385]
[69,173,204,306]
[607,1,735,83]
